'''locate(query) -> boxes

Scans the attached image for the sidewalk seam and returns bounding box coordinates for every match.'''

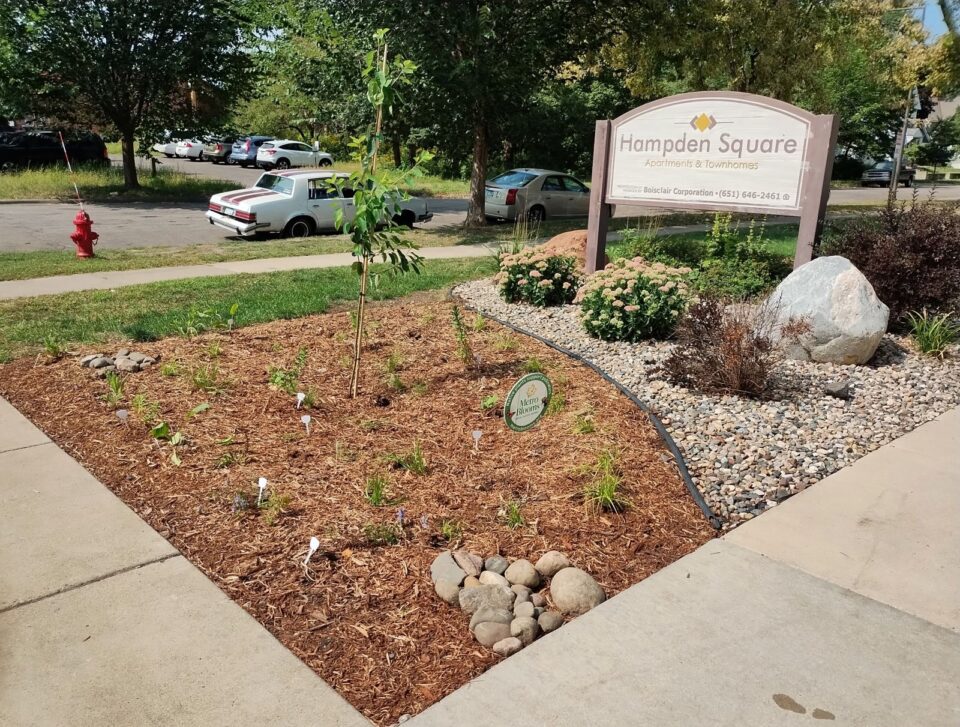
[1,551,180,615]
[0,440,53,456]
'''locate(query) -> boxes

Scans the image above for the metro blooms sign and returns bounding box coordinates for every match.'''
[586,92,838,271]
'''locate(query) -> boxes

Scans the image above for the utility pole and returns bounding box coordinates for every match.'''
[888,87,916,206]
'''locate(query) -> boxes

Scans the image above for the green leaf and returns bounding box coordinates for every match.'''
[170,431,186,446]
[150,422,170,440]
[188,402,210,418]
[170,450,182,466]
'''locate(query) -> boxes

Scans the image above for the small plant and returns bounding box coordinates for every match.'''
[149,421,171,440]
[493,333,518,352]
[410,380,428,395]
[472,314,487,332]
[906,309,959,357]
[268,347,308,394]
[573,411,596,434]
[191,363,226,394]
[160,360,180,377]
[480,394,499,411]
[215,451,246,469]
[498,499,525,529]
[187,402,211,418]
[386,440,427,475]
[104,371,124,407]
[363,522,401,546]
[226,302,239,330]
[42,336,64,360]
[130,393,160,424]
[451,306,473,368]
[583,449,629,514]
[360,419,386,432]
[206,340,222,359]
[522,357,545,374]
[260,492,291,526]
[385,372,407,392]
[546,389,565,415]
[364,473,391,506]
[383,350,404,374]
[578,257,691,342]
[439,518,463,542]
[495,248,581,307]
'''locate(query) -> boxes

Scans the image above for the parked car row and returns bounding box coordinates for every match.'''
[0,131,109,171]
[151,133,334,170]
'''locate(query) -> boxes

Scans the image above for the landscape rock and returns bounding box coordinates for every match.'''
[550,567,605,615]
[478,570,510,588]
[510,616,539,646]
[79,354,99,367]
[504,559,540,589]
[538,610,564,634]
[463,576,481,589]
[473,621,512,647]
[452,549,483,577]
[484,555,508,574]
[510,584,531,604]
[115,357,140,373]
[430,551,467,587]
[116,348,130,357]
[469,606,513,632]
[492,637,523,657]
[769,256,889,365]
[95,365,116,379]
[824,380,853,400]
[458,584,515,615]
[530,592,547,608]
[535,550,571,578]
[434,580,461,606]
[539,230,607,271]
[89,356,113,369]
[513,600,535,618]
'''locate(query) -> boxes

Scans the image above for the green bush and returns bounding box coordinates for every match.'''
[906,309,959,357]
[690,257,777,298]
[496,248,581,307]
[621,227,707,266]
[578,257,691,341]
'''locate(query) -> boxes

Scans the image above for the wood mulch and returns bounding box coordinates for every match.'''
[0,300,714,726]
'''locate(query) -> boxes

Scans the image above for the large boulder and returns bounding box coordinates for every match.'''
[768,256,889,365]
[550,567,605,615]
[539,230,607,271]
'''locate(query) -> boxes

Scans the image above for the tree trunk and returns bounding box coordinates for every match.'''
[465,120,488,227]
[391,135,402,168]
[121,132,139,189]
[406,143,417,167]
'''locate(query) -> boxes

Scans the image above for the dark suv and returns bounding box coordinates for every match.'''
[0,131,109,171]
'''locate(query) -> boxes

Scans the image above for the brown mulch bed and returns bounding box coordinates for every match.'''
[0,300,714,725]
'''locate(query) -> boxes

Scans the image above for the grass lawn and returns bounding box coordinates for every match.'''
[0,256,497,361]
[0,165,235,203]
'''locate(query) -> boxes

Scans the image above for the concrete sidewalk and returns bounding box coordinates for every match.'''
[2,393,958,726]
[0,398,369,727]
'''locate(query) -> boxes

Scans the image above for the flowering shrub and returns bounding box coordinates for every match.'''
[495,249,581,307]
[577,257,691,341]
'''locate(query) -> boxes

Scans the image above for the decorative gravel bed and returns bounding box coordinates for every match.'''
[455,279,960,528]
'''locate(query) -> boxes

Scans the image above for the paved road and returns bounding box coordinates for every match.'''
[0,155,956,253]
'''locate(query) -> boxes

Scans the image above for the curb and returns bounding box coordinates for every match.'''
[451,291,722,530]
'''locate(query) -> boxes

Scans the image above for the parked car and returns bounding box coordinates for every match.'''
[151,135,179,157]
[485,168,590,222]
[860,161,915,187]
[206,170,432,238]
[203,136,235,164]
[230,135,274,167]
[256,140,333,170]
[175,139,205,160]
[0,131,109,171]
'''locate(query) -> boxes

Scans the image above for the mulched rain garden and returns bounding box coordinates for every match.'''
[0,300,713,726]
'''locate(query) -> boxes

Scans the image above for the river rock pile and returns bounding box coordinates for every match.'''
[431,549,605,657]
[79,349,158,376]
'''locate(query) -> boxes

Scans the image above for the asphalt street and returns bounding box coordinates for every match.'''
[0,155,955,253]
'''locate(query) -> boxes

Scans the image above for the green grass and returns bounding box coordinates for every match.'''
[607,223,799,262]
[0,257,496,361]
[0,165,234,203]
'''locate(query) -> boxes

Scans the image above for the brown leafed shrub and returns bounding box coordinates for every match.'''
[665,297,809,397]
[823,200,960,318]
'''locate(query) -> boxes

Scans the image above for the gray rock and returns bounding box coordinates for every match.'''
[430,551,466,587]
[115,357,139,373]
[504,559,540,589]
[533,606,545,618]
[478,570,510,588]
[484,554,508,575]
[769,256,889,365]
[538,610,563,633]
[550,567,605,615]
[89,356,113,369]
[469,606,513,632]
[95,365,116,379]
[452,549,483,577]
[79,354,99,367]
[492,636,523,657]
[463,575,481,589]
[535,550,571,578]
[474,621,511,647]
[139,361,152,370]
[434,580,461,605]
[141,356,157,365]
[510,616,539,646]
[458,584,515,615]
[511,584,531,603]
[116,348,130,357]
[513,600,535,618]
[530,592,547,608]
[824,380,853,400]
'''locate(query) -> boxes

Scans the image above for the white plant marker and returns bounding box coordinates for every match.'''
[301,414,311,434]
[472,429,482,453]
[296,392,306,409]
[304,536,320,566]
[116,409,129,423]
[257,476,268,506]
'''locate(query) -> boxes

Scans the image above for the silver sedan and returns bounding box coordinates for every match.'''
[485,168,591,222]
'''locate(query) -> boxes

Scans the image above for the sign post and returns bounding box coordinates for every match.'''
[585,91,838,273]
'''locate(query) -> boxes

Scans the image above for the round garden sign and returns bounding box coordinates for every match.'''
[504,372,552,432]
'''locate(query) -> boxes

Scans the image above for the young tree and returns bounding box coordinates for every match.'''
[1,0,249,188]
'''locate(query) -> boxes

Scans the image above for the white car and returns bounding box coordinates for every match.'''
[175,139,204,160]
[206,170,432,238]
[256,140,333,170]
[151,139,178,157]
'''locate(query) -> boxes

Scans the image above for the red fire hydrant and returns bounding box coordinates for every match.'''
[70,210,98,258]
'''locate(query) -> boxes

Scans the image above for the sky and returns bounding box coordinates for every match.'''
[922,0,948,38]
